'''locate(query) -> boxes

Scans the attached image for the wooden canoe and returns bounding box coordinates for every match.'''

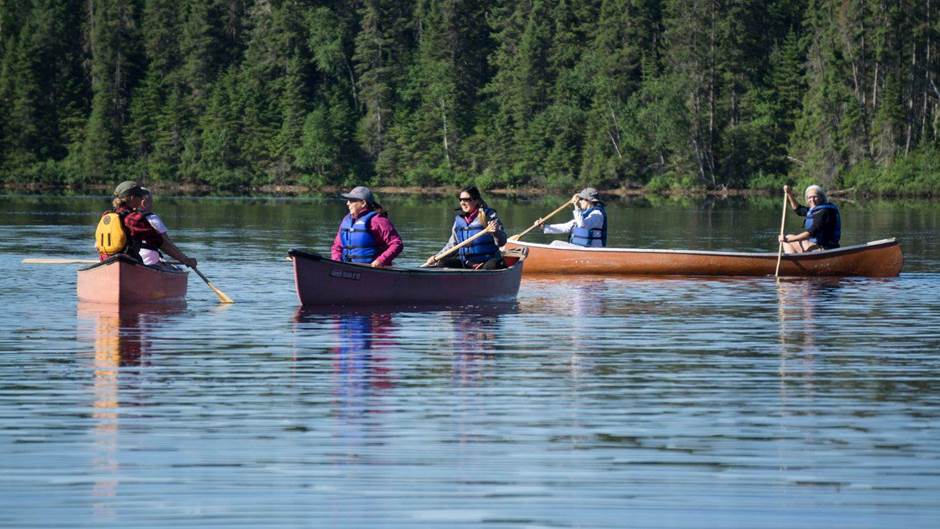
[503,238,902,277]
[77,255,189,305]
[288,248,527,306]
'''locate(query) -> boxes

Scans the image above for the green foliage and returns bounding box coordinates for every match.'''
[841,146,940,196]
[0,0,937,195]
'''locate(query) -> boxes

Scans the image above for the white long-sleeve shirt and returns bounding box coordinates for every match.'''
[543,207,606,247]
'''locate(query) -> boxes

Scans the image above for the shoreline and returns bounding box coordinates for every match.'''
[0,182,917,199]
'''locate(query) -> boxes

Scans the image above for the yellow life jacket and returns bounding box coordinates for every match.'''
[95,211,128,255]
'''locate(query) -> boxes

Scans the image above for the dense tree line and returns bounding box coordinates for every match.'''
[1,0,938,194]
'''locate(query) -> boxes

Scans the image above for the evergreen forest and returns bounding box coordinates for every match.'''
[1,0,939,195]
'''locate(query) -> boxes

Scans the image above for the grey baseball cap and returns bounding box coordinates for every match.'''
[577,187,600,202]
[341,186,376,204]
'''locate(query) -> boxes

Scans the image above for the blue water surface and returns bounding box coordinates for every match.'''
[0,195,938,529]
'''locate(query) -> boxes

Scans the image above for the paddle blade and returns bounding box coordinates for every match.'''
[209,282,234,303]
[192,267,234,303]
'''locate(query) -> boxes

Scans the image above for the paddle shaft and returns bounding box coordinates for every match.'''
[430,226,493,264]
[22,258,98,264]
[22,257,184,265]
[511,199,574,240]
[775,191,788,277]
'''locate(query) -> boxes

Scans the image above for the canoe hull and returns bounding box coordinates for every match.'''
[503,239,902,277]
[77,255,189,305]
[289,249,526,306]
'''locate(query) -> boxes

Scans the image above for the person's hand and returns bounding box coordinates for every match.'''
[182,256,197,268]
[370,259,384,268]
[571,193,580,205]
[424,256,438,267]
[485,220,498,233]
[532,218,545,228]
[783,185,794,198]
[778,234,788,243]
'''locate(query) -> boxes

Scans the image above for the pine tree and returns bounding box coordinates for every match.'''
[353,0,413,169]
[82,0,143,183]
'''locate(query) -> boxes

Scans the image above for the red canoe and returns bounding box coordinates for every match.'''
[503,238,902,277]
[288,248,527,306]
[77,255,189,305]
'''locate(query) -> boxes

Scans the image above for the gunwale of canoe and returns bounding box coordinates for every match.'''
[76,255,189,305]
[503,238,902,277]
[288,248,527,306]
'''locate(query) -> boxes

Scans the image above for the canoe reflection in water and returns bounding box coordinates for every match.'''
[293,308,397,415]
[75,302,186,520]
[449,303,518,385]
[775,277,853,393]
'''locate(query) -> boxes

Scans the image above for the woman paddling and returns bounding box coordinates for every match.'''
[778,184,841,254]
[138,188,198,269]
[331,186,403,267]
[425,186,507,269]
[530,187,608,247]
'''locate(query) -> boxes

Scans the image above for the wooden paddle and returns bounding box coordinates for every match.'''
[22,258,99,264]
[22,257,188,266]
[774,188,788,277]
[424,209,490,266]
[190,266,234,303]
[507,197,574,241]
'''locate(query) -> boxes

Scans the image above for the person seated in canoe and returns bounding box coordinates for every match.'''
[778,184,841,253]
[331,186,403,267]
[424,186,508,269]
[530,187,608,247]
[95,180,197,268]
[136,188,198,269]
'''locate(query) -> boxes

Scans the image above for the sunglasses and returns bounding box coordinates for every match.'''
[458,197,474,202]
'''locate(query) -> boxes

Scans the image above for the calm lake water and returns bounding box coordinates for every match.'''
[1,193,939,528]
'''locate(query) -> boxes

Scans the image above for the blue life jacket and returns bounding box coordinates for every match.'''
[339,210,380,263]
[454,208,501,264]
[569,205,607,247]
[804,202,841,248]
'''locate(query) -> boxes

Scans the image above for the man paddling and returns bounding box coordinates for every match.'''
[778,184,841,253]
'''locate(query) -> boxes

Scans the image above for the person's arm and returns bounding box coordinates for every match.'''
[572,208,605,230]
[159,234,197,268]
[784,185,800,210]
[485,210,508,247]
[425,224,458,266]
[330,227,343,261]
[543,219,576,234]
[780,230,811,244]
[440,225,458,253]
[369,215,404,267]
[145,213,169,234]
